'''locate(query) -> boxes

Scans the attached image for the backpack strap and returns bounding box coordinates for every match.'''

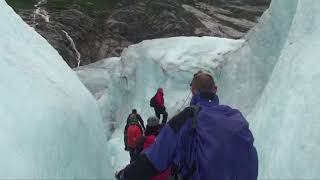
[182,161,197,180]
[169,105,201,134]
[182,105,201,180]
[172,159,197,180]
[169,105,201,180]
[189,105,201,136]
[128,114,138,124]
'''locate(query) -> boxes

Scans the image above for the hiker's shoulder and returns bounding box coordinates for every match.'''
[168,106,199,133]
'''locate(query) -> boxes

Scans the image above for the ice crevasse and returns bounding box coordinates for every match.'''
[77,0,320,179]
[76,37,245,172]
[0,0,319,178]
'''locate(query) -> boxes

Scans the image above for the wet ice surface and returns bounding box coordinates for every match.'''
[78,0,320,178]
[1,0,320,178]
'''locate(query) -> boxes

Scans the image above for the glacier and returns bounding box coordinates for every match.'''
[76,37,244,171]
[77,0,320,179]
[248,0,320,178]
[1,0,320,178]
[0,0,111,178]
[219,0,320,178]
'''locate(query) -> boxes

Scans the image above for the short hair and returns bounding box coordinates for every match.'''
[132,109,137,114]
[191,72,216,92]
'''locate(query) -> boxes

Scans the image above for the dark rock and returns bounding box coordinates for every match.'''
[15,6,131,68]
[106,0,209,43]
[13,0,270,68]
[146,0,208,37]
[188,0,271,5]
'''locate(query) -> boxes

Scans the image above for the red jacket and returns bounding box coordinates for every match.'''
[155,91,164,107]
[143,135,171,180]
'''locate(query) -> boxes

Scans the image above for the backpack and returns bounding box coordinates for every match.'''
[127,124,143,149]
[127,114,139,124]
[150,96,156,107]
[174,105,258,180]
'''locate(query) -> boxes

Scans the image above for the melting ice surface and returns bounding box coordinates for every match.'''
[76,37,244,171]
[0,0,111,178]
[77,0,320,179]
[1,0,320,178]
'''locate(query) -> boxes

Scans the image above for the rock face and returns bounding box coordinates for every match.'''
[16,8,130,68]
[107,0,210,42]
[12,0,269,67]
[193,0,271,5]
[107,0,269,40]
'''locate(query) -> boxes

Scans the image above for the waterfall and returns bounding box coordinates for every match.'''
[62,30,82,68]
[33,0,50,26]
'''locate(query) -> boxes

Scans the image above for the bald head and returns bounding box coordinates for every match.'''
[191,72,217,94]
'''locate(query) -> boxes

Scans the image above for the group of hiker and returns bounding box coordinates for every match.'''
[117,71,258,180]
[123,88,168,164]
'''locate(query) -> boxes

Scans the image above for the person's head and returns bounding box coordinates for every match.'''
[157,88,163,93]
[132,109,137,114]
[190,71,217,95]
[146,116,161,136]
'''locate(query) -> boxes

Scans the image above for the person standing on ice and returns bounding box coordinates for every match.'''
[120,71,258,180]
[127,109,145,131]
[124,109,145,162]
[150,88,168,124]
[116,116,171,180]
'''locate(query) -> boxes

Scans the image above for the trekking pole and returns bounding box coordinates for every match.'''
[176,91,191,113]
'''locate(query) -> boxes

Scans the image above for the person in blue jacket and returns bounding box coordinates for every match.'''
[120,71,258,180]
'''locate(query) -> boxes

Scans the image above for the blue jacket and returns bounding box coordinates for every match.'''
[123,92,258,180]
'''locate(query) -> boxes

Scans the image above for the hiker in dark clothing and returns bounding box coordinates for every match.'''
[116,116,170,180]
[119,71,258,180]
[124,109,144,162]
[126,109,145,131]
[133,116,162,159]
[152,88,168,124]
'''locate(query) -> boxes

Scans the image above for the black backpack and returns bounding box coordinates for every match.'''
[150,96,156,107]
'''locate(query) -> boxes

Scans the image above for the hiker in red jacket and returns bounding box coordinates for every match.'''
[116,116,171,180]
[152,88,168,124]
[124,110,144,163]
[120,71,258,180]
